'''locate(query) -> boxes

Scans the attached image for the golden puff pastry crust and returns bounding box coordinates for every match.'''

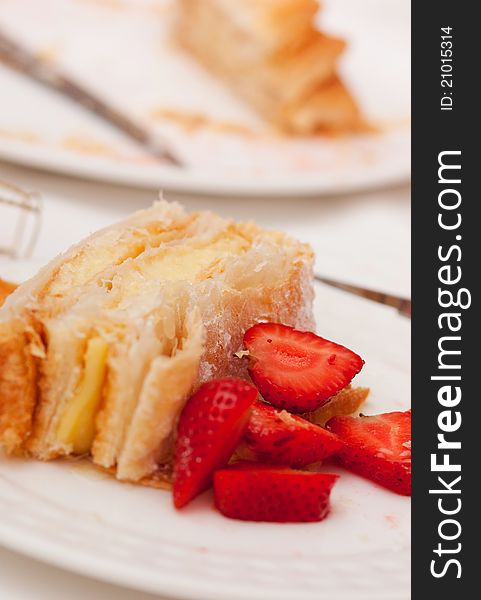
[0,201,314,485]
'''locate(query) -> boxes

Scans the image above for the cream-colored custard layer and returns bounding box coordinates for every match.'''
[112,233,250,300]
[45,212,197,298]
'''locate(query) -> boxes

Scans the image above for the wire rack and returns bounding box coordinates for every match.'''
[0,178,42,259]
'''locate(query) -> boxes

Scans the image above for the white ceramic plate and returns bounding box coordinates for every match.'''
[0,261,410,600]
[0,0,410,196]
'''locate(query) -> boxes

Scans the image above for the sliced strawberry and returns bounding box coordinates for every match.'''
[327,410,411,496]
[214,464,339,522]
[243,323,364,413]
[244,401,342,467]
[172,378,258,508]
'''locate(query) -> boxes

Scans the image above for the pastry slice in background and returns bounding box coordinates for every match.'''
[174,0,361,134]
[0,201,314,486]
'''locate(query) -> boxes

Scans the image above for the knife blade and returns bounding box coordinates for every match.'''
[0,28,182,167]
[315,274,411,318]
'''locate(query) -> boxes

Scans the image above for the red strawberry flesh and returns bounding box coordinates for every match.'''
[327,410,411,495]
[173,378,258,508]
[243,323,364,412]
[214,465,339,522]
[244,401,342,467]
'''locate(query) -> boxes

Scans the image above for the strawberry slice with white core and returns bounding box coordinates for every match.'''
[327,410,411,496]
[244,401,342,467]
[214,464,339,522]
[173,378,258,508]
[243,323,364,413]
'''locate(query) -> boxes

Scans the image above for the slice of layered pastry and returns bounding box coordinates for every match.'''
[0,201,314,486]
[174,0,361,134]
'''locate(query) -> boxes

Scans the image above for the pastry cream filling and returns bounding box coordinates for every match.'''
[46,213,197,297]
[57,337,108,454]
[114,234,250,298]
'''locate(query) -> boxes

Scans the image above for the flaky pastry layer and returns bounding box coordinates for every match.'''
[0,201,314,484]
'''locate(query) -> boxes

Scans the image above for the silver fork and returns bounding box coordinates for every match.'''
[0,178,42,259]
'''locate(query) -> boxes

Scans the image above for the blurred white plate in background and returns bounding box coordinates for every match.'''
[0,0,410,196]
[0,261,410,600]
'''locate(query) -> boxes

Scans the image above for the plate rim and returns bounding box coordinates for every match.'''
[0,508,409,600]
[0,136,411,198]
